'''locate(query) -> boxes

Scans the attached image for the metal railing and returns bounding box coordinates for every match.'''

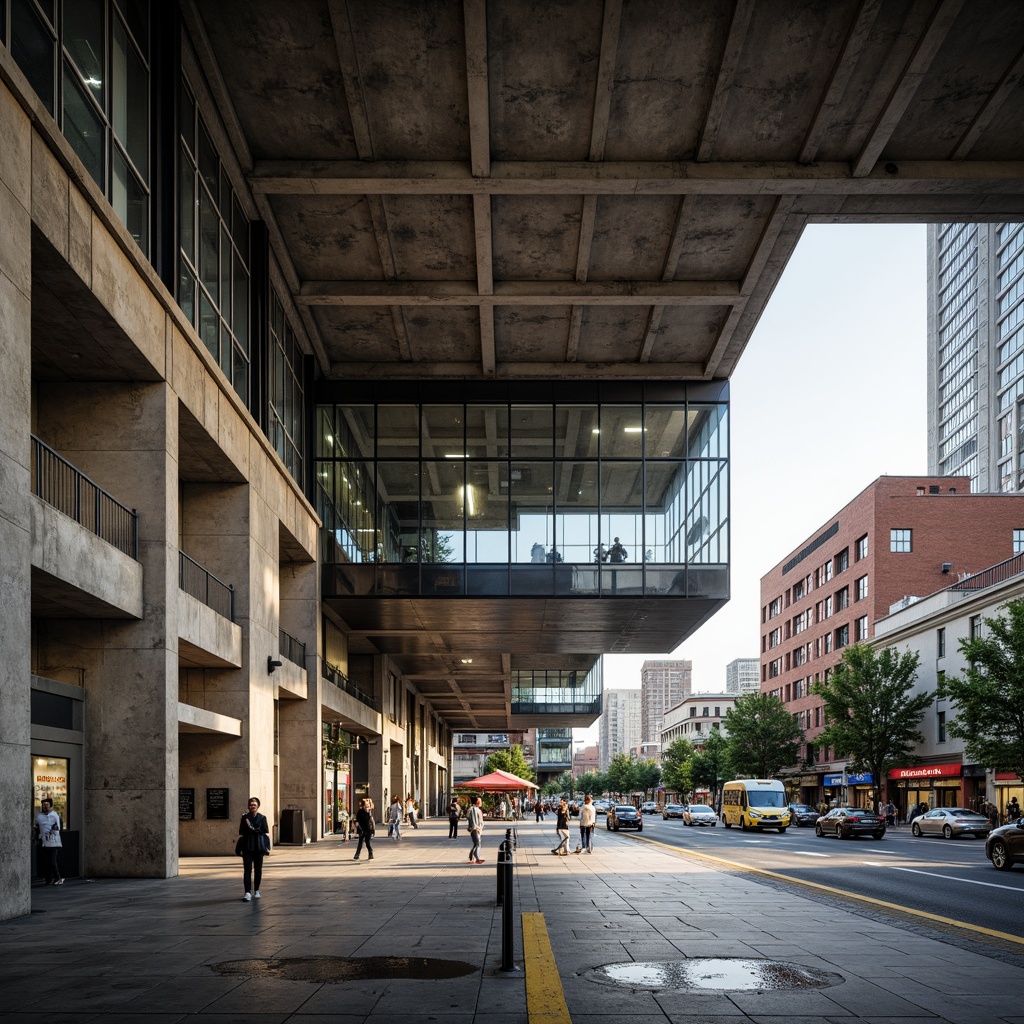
[32,436,138,558]
[179,551,234,621]
[322,661,381,713]
[949,551,1024,594]
[279,628,306,667]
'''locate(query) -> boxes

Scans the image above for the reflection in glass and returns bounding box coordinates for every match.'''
[422,406,464,458]
[465,461,508,563]
[467,404,509,457]
[422,461,463,563]
[378,406,419,458]
[64,0,104,105]
[62,65,103,187]
[511,462,553,562]
[554,405,599,458]
[645,404,688,459]
[11,1,56,113]
[601,405,644,458]
[510,404,553,458]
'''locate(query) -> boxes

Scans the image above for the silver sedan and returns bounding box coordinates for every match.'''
[911,807,992,840]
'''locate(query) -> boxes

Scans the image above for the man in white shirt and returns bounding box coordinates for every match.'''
[35,798,63,885]
[466,796,484,864]
[578,795,596,854]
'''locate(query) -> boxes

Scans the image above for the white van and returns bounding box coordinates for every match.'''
[721,779,790,832]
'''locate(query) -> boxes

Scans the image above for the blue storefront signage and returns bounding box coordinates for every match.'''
[823,771,873,786]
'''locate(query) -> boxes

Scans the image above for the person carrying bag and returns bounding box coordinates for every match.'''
[237,796,270,902]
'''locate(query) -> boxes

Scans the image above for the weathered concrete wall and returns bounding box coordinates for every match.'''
[0,75,33,923]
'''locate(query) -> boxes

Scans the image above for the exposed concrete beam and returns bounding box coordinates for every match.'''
[472,194,494,295]
[799,0,882,165]
[479,306,496,376]
[463,0,490,178]
[696,0,755,162]
[299,280,740,305]
[639,196,695,361]
[590,0,622,161]
[327,0,374,159]
[250,158,1024,195]
[853,0,966,177]
[951,41,1024,160]
[328,360,706,379]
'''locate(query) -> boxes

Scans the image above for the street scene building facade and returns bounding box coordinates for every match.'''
[598,687,642,770]
[640,659,692,745]
[927,223,1024,494]
[724,656,760,694]
[660,692,735,747]
[875,552,1024,821]
[760,476,1024,807]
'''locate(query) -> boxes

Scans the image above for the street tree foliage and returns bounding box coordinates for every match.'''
[724,692,804,779]
[661,737,694,797]
[939,598,1024,784]
[484,744,535,782]
[575,770,607,797]
[606,752,638,797]
[812,643,930,801]
[635,758,662,798]
[689,729,731,806]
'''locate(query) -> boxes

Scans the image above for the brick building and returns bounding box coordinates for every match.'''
[760,476,1024,806]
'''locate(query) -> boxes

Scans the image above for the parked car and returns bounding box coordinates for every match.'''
[986,819,1024,870]
[788,803,821,828]
[682,804,717,826]
[606,804,643,831]
[594,800,610,815]
[661,803,686,820]
[641,801,658,815]
[911,807,991,840]
[815,807,885,840]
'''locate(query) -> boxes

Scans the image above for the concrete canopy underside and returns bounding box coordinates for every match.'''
[191,0,1024,729]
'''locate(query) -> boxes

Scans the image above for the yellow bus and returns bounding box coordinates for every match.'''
[721,779,790,832]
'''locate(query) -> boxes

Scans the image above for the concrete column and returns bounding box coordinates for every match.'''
[38,381,179,877]
[0,81,33,921]
[279,556,322,839]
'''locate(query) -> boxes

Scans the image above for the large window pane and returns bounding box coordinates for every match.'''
[511,462,553,562]
[645,404,688,459]
[11,0,56,112]
[198,187,219,303]
[378,462,421,562]
[467,404,509,458]
[689,403,728,459]
[422,405,464,458]
[112,14,148,177]
[510,403,553,458]
[62,64,103,187]
[601,405,644,458]
[378,405,419,458]
[422,461,463,562]
[112,148,147,251]
[553,461,598,564]
[64,0,104,106]
[644,461,685,562]
[554,404,598,458]
[465,461,508,563]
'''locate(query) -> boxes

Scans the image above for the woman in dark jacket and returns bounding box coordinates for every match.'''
[353,798,374,860]
[448,797,461,839]
[238,796,270,901]
[552,800,570,855]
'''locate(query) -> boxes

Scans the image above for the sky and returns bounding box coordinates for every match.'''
[577,222,929,746]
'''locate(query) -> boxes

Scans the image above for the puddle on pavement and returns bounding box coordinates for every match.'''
[587,958,842,992]
[212,955,477,983]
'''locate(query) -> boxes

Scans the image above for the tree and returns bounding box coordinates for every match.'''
[689,729,731,807]
[724,692,803,779]
[606,752,638,798]
[484,744,535,782]
[660,737,694,798]
[575,770,607,797]
[635,758,662,799]
[939,598,1024,784]
[812,643,931,803]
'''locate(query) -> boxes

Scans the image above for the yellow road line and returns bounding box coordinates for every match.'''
[522,911,572,1024]
[640,834,1024,948]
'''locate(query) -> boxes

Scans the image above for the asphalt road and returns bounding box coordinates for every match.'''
[598,811,1024,941]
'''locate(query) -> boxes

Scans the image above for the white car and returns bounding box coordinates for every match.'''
[641,801,658,815]
[683,804,718,826]
[594,800,610,815]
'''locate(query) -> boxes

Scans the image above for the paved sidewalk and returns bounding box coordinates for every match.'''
[2,818,1023,1023]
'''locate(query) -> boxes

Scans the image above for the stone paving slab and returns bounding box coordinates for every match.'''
[1,819,1023,1023]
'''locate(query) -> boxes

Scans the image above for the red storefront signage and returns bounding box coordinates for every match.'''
[996,772,1019,781]
[888,762,961,780]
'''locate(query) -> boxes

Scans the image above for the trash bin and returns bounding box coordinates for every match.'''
[280,808,305,844]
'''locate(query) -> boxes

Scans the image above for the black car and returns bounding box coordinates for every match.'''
[815,806,885,840]
[788,803,821,828]
[986,819,1024,870]
[606,804,643,831]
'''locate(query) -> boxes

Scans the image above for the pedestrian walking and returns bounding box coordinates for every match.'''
[237,796,270,902]
[467,795,484,864]
[552,799,570,856]
[388,797,403,840]
[353,798,375,860]
[406,795,418,829]
[34,798,63,886]
[886,800,896,826]
[534,800,543,823]
[578,794,596,854]
[448,797,461,838]
[1008,796,1021,822]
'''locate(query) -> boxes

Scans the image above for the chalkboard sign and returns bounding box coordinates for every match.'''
[179,788,195,821]
[206,788,229,820]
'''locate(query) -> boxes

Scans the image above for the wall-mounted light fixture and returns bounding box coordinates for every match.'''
[267,656,283,674]
[941,562,953,574]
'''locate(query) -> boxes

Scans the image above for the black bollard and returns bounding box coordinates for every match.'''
[496,834,507,905]
[499,830,517,972]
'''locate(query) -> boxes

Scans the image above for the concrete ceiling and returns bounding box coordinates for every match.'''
[188,0,1024,728]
